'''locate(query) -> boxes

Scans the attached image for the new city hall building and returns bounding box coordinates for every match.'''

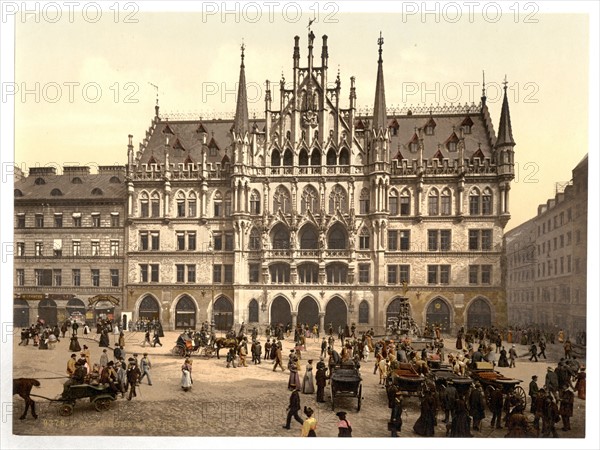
[14,33,516,333]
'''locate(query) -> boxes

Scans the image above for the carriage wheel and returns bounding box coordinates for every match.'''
[203,346,214,358]
[357,385,362,412]
[59,403,73,416]
[94,397,112,412]
[485,386,495,409]
[513,386,527,408]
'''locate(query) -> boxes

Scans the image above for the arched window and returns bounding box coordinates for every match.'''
[283,149,293,166]
[91,188,103,196]
[326,263,348,284]
[358,300,369,324]
[389,189,398,216]
[482,187,493,215]
[310,149,321,166]
[71,177,82,184]
[34,177,46,185]
[14,189,23,197]
[441,188,451,215]
[50,188,63,196]
[271,149,281,166]
[248,299,259,322]
[328,185,348,214]
[469,188,481,215]
[140,192,149,217]
[400,189,411,216]
[298,149,309,166]
[250,190,261,215]
[301,185,319,214]
[298,263,319,283]
[273,185,291,214]
[327,223,347,249]
[339,148,350,165]
[359,227,370,250]
[224,191,232,216]
[272,225,290,249]
[299,226,318,249]
[249,228,261,250]
[109,176,120,183]
[213,191,223,217]
[176,191,186,217]
[270,263,290,283]
[326,148,337,165]
[359,188,370,214]
[428,188,439,216]
[151,192,160,217]
[188,191,197,217]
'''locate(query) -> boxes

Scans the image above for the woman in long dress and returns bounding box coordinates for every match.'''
[288,358,301,391]
[181,358,193,391]
[302,359,315,394]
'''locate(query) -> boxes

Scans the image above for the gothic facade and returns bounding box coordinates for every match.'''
[124,32,516,333]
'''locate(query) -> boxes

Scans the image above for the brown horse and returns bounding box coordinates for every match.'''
[13,378,40,420]
[214,336,242,359]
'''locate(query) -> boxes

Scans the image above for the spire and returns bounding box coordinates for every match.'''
[495,75,515,147]
[232,41,249,136]
[481,70,487,106]
[372,31,387,131]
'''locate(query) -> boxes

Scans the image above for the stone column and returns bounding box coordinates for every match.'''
[319,312,325,335]
[291,311,298,329]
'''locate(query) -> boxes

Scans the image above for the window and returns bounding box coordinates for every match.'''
[140,192,149,217]
[177,232,185,251]
[427,230,451,251]
[270,263,290,283]
[388,230,398,251]
[359,188,370,214]
[441,189,451,215]
[110,241,119,257]
[91,241,100,256]
[91,214,101,227]
[35,269,52,286]
[16,269,25,286]
[54,214,63,228]
[428,265,450,284]
[151,232,160,250]
[72,240,81,256]
[249,229,261,250]
[567,208,572,221]
[53,239,62,257]
[298,264,319,283]
[553,237,557,250]
[35,214,44,228]
[17,242,25,256]
[400,190,411,216]
[17,214,25,228]
[176,264,185,282]
[140,232,149,250]
[328,185,348,214]
[72,213,82,227]
[358,301,369,324]
[567,255,572,272]
[273,186,291,214]
[188,232,196,251]
[389,190,398,216]
[250,191,261,215]
[213,232,223,251]
[399,230,410,251]
[139,264,158,282]
[469,265,479,284]
[91,269,100,287]
[187,265,196,283]
[469,265,491,284]
[249,263,260,283]
[213,265,222,283]
[224,191,232,216]
[387,265,410,284]
[111,213,120,227]
[358,264,370,284]
[560,235,564,248]
[326,264,348,284]
[469,229,492,250]
[560,257,564,274]
[567,232,572,245]
[482,188,493,215]
[224,265,233,283]
[469,189,481,215]
[359,228,370,250]
[301,186,319,214]
[387,265,397,284]
[188,193,197,217]
[71,269,81,286]
[428,189,439,215]
[151,264,159,282]
[151,193,160,217]
[225,232,234,251]
[176,192,186,217]
[110,269,119,287]
[35,242,43,257]
[213,191,223,217]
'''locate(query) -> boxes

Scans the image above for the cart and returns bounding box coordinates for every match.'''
[330,362,363,412]
[429,367,474,396]
[387,362,427,398]
[57,383,117,416]
[469,366,526,408]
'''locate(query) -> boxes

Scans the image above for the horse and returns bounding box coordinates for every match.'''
[13,378,40,420]
[213,336,242,359]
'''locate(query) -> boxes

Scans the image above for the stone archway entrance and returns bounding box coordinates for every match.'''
[38,299,57,325]
[466,298,492,329]
[324,296,347,331]
[66,298,87,319]
[139,296,160,321]
[270,296,292,327]
[213,296,234,331]
[14,299,29,328]
[297,296,319,327]
[426,297,451,331]
[175,295,197,329]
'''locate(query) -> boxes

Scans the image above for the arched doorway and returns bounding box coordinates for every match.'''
[426,297,451,331]
[297,296,319,327]
[94,301,115,323]
[466,298,492,329]
[139,295,160,321]
[38,299,57,325]
[14,299,29,328]
[66,298,87,319]
[324,296,347,330]
[213,296,234,331]
[270,296,292,327]
[175,295,197,329]
[248,299,259,323]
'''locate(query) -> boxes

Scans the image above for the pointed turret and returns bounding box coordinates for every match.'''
[232,43,249,137]
[495,77,515,148]
[372,31,387,131]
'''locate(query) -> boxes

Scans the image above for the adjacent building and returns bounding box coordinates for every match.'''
[505,155,588,333]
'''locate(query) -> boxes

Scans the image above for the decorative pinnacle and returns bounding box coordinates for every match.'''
[240,40,245,66]
[377,31,384,62]
[482,70,486,97]
[503,74,508,90]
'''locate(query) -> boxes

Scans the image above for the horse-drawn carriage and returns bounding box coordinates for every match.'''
[171,332,214,358]
[57,383,117,416]
[330,362,363,411]
[469,364,526,408]
[429,367,474,396]
[386,362,427,398]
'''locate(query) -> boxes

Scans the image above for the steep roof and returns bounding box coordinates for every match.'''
[371,33,387,131]
[495,86,515,147]
[232,45,250,136]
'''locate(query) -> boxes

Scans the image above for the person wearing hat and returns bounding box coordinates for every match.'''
[574,366,586,400]
[300,406,317,437]
[115,361,127,398]
[100,360,118,393]
[81,344,91,368]
[336,411,352,437]
[264,338,272,361]
[508,345,517,368]
[288,356,301,391]
[559,387,574,431]
[469,382,486,432]
[532,388,546,435]
[545,366,559,402]
[252,339,262,365]
[302,359,315,394]
[140,352,152,386]
[529,375,539,414]
[126,358,141,400]
[388,387,403,437]
[66,353,77,377]
[283,387,303,430]
[99,348,109,370]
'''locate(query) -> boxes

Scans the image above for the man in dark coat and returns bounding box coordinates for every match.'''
[413,388,437,436]
[533,388,546,435]
[388,386,403,437]
[451,394,473,437]
[545,366,559,402]
[272,344,284,371]
[71,321,79,336]
[529,343,538,362]
[442,381,457,424]
[559,387,574,431]
[529,375,539,414]
[283,388,304,429]
[264,339,271,360]
[469,383,486,431]
[126,360,141,400]
[541,393,559,437]
[252,340,262,364]
[315,363,328,403]
[538,339,547,359]
[490,388,504,429]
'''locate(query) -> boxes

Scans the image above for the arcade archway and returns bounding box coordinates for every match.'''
[270,296,292,327]
[139,295,160,321]
[426,297,451,331]
[466,297,492,329]
[175,295,197,329]
[213,296,234,331]
[14,299,29,328]
[38,299,57,325]
[297,296,319,327]
[324,296,347,330]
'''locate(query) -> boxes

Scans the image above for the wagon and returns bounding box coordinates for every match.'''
[387,362,427,398]
[171,334,214,358]
[429,367,474,396]
[330,363,363,411]
[469,365,526,408]
[57,383,117,416]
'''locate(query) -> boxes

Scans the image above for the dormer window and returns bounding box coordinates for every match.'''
[34,177,46,185]
[72,177,82,184]
[50,188,63,196]
[448,142,457,152]
[461,116,474,134]
[424,118,436,136]
[91,188,103,196]
[109,176,120,183]
[410,142,418,152]
[445,132,459,152]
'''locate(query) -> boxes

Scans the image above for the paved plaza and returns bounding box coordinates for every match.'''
[10,329,586,439]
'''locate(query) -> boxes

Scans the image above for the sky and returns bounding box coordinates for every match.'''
[1,3,599,449]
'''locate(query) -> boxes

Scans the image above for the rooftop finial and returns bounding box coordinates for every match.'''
[503,74,508,91]
[240,39,245,67]
[307,15,315,33]
[377,31,384,63]
[482,70,486,96]
[149,82,159,117]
